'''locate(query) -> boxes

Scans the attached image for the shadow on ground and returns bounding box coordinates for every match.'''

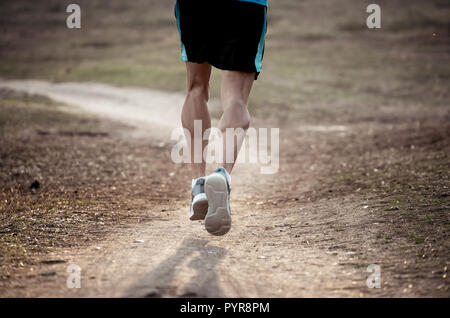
[126,238,227,298]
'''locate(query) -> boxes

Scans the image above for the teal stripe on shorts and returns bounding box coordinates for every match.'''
[175,1,188,61]
[254,7,267,73]
[238,0,268,6]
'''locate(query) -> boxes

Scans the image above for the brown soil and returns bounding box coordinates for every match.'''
[0,86,448,297]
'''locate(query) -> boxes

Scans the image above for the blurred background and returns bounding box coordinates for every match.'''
[1,0,448,120]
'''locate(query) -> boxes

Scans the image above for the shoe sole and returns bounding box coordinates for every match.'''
[190,195,208,221]
[204,173,231,236]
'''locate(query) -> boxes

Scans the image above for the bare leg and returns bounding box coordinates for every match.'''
[181,62,212,179]
[218,70,254,174]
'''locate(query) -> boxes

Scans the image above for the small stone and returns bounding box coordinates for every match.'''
[30,180,40,190]
[41,260,66,265]
[40,272,56,277]
[145,289,161,298]
[134,239,144,243]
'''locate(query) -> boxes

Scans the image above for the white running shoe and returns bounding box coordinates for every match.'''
[204,166,231,236]
[190,177,208,221]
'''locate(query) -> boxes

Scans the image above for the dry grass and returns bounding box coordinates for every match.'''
[0,89,189,278]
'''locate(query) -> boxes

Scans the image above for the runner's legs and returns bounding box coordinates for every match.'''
[218,70,254,174]
[182,62,212,179]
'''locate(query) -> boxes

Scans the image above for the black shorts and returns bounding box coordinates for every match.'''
[175,0,267,80]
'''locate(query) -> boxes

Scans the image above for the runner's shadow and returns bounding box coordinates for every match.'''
[126,238,226,298]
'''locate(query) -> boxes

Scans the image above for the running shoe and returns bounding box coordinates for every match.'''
[190,177,208,221]
[204,166,231,236]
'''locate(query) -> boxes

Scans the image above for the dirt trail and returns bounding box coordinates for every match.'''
[0,80,445,297]
[0,80,187,142]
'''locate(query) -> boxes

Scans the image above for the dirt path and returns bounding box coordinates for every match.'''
[0,80,448,297]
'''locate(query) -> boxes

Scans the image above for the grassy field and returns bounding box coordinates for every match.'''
[0,0,448,120]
